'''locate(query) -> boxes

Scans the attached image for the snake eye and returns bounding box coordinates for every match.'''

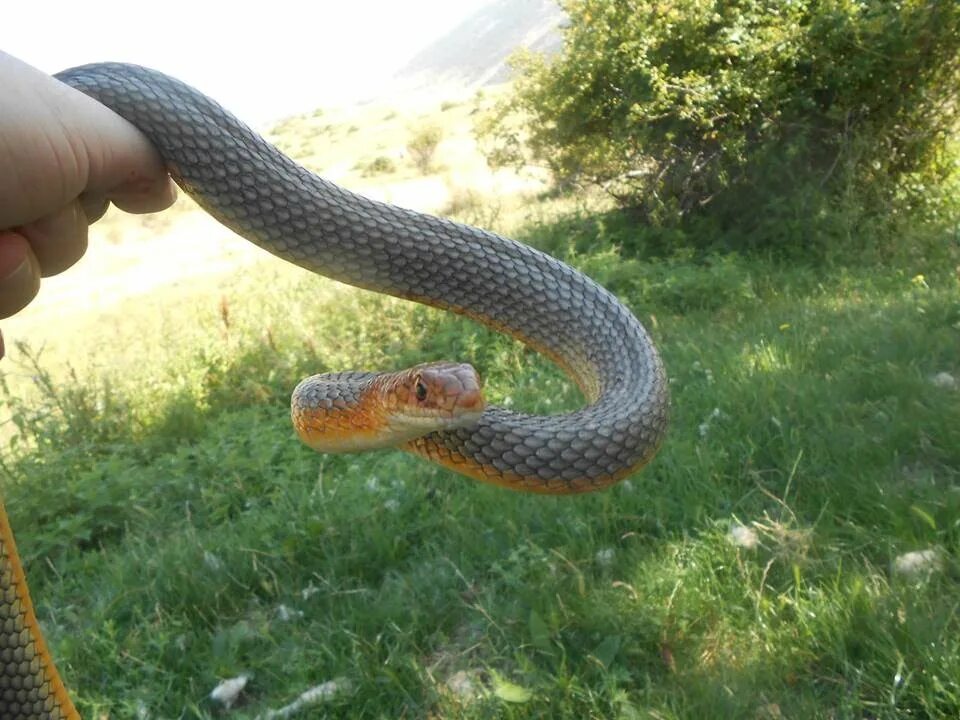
[415,379,428,402]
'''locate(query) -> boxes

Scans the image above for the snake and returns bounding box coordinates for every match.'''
[0,63,669,718]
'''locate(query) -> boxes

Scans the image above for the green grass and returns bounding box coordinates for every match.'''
[2,206,958,719]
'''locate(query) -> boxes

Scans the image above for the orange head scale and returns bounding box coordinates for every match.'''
[291,361,486,453]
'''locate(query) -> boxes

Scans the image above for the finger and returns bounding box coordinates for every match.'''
[108,174,178,215]
[0,231,41,318]
[18,200,88,278]
[0,329,5,360]
[80,195,111,224]
[58,81,176,211]
[79,175,177,227]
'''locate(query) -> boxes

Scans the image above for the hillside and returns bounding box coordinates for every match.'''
[393,0,565,94]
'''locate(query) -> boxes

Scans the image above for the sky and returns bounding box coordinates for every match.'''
[4,0,491,124]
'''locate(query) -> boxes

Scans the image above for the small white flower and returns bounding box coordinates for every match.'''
[595,548,615,566]
[210,674,250,709]
[383,498,400,512]
[301,584,320,601]
[728,523,759,549]
[275,604,304,622]
[203,551,224,572]
[699,407,722,437]
[365,476,380,492]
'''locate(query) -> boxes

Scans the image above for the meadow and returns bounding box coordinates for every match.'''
[1,88,958,719]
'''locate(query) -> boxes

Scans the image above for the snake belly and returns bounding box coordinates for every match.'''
[54,63,669,489]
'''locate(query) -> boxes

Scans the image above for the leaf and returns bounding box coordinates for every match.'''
[492,674,533,703]
[591,635,622,669]
[910,505,937,531]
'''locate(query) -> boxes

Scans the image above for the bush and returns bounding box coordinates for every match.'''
[482,0,960,251]
[442,185,502,230]
[407,125,444,173]
[356,155,397,177]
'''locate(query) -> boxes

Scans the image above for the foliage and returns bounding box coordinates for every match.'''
[356,155,397,177]
[407,124,444,172]
[481,0,960,251]
[442,184,503,230]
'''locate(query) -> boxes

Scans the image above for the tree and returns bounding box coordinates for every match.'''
[482,0,960,247]
[407,125,444,173]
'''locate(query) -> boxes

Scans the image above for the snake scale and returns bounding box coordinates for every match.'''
[0,63,668,717]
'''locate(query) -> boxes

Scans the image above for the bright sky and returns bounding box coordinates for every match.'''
[4,0,491,124]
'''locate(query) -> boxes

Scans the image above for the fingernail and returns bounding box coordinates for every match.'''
[1,253,32,283]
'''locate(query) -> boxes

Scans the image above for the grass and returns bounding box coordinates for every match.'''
[1,208,958,719]
[2,98,960,718]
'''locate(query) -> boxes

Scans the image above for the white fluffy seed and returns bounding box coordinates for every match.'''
[728,523,759,549]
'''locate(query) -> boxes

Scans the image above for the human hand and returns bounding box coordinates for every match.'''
[0,51,177,358]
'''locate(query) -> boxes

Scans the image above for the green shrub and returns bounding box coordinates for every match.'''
[407,125,444,173]
[442,185,503,230]
[356,155,398,177]
[482,0,960,252]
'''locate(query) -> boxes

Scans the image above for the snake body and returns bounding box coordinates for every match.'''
[0,64,668,717]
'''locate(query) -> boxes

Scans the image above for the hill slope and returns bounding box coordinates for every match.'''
[393,0,565,93]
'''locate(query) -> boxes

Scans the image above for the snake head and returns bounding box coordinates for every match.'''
[291,362,485,454]
[381,362,486,435]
